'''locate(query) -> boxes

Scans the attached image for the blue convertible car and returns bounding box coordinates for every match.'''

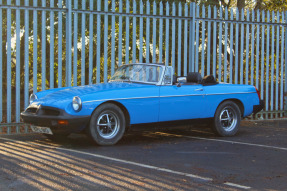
[21,63,264,145]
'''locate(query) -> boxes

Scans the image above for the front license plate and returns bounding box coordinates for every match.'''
[31,126,53,135]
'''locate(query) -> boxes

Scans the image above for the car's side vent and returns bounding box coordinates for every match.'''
[41,108,60,116]
[26,107,38,114]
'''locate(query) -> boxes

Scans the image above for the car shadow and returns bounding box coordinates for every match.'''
[35,124,219,148]
[1,122,252,149]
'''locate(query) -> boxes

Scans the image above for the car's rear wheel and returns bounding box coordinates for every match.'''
[87,103,126,146]
[212,101,241,136]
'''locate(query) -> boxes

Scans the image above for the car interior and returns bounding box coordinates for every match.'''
[173,72,218,86]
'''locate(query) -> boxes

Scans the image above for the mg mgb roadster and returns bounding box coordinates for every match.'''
[21,63,264,145]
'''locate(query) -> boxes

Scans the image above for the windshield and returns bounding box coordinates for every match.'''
[110,64,164,84]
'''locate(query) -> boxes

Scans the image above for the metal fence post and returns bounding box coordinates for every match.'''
[285,11,287,115]
[0,0,2,123]
[66,0,72,87]
[189,2,195,72]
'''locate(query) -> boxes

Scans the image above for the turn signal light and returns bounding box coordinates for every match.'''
[58,120,69,125]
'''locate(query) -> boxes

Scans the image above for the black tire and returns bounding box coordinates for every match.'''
[87,103,126,146]
[44,133,70,141]
[212,101,241,136]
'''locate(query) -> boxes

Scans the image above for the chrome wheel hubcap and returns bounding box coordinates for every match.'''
[219,107,237,132]
[96,112,119,139]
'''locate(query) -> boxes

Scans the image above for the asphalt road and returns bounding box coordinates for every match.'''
[0,120,286,191]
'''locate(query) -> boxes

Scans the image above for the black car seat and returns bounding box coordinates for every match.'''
[186,72,202,84]
[202,75,218,85]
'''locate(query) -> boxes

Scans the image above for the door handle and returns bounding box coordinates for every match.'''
[195,88,203,91]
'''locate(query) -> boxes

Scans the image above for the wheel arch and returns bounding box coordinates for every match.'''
[216,99,244,117]
[94,100,131,130]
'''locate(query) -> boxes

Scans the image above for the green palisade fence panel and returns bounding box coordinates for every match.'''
[145,1,150,63]
[111,0,115,75]
[224,7,228,82]
[212,6,217,77]
[81,0,86,86]
[229,9,234,84]
[219,7,224,81]
[96,0,101,83]
[103,0,108,83]
[0,0,2,123]
[201,5,206,77]
[0,0,287,128]
[184,3,188,76]
[73,0,78,86]
[139,0,143,63]
[207,6,211,76]
[89,0,94,83]
[118,0,123,66]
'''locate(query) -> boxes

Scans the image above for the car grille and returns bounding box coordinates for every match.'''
[25,106,60,116]
[41,108,60,116]
[25,107,38,114]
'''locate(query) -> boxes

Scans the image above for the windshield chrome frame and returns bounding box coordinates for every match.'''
[161,66,173,86]
[109,63,166,85]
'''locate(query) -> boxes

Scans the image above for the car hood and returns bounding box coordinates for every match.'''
[33,82,152,107]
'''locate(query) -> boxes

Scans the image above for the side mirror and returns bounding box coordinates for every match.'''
[176,82,181,87]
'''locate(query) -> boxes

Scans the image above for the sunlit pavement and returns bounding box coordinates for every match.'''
[0,120,286,190]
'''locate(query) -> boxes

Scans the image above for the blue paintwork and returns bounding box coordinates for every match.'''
[203,84,259,117]
[31,83,160,124]
[159,84,205,121]
[29,65,260,131]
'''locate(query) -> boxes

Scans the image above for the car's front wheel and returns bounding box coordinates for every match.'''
[212,101,241,136]
[87,103,126,146]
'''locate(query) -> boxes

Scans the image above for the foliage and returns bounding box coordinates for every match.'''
[263,0,287,12]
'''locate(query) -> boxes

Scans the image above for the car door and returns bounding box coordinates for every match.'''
[159,83,206,122]
[118,84,160,124]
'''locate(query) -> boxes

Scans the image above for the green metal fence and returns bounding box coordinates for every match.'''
[0,0,287,133]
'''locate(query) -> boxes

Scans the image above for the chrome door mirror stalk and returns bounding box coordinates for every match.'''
[176,82,181,87]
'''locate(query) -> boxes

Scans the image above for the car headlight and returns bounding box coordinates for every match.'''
[72,96,82,112]
[29,93,38,104]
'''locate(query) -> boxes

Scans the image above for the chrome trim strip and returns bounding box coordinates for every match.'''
[127,63,166,67]
[156,65,166,86]
[160,94,203,98]
[109,80,158,85]
[82,92,256,104]
[160,92,255,97]
[83,96,159,103]
[161,66,173,86]
[205,92,256,95]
